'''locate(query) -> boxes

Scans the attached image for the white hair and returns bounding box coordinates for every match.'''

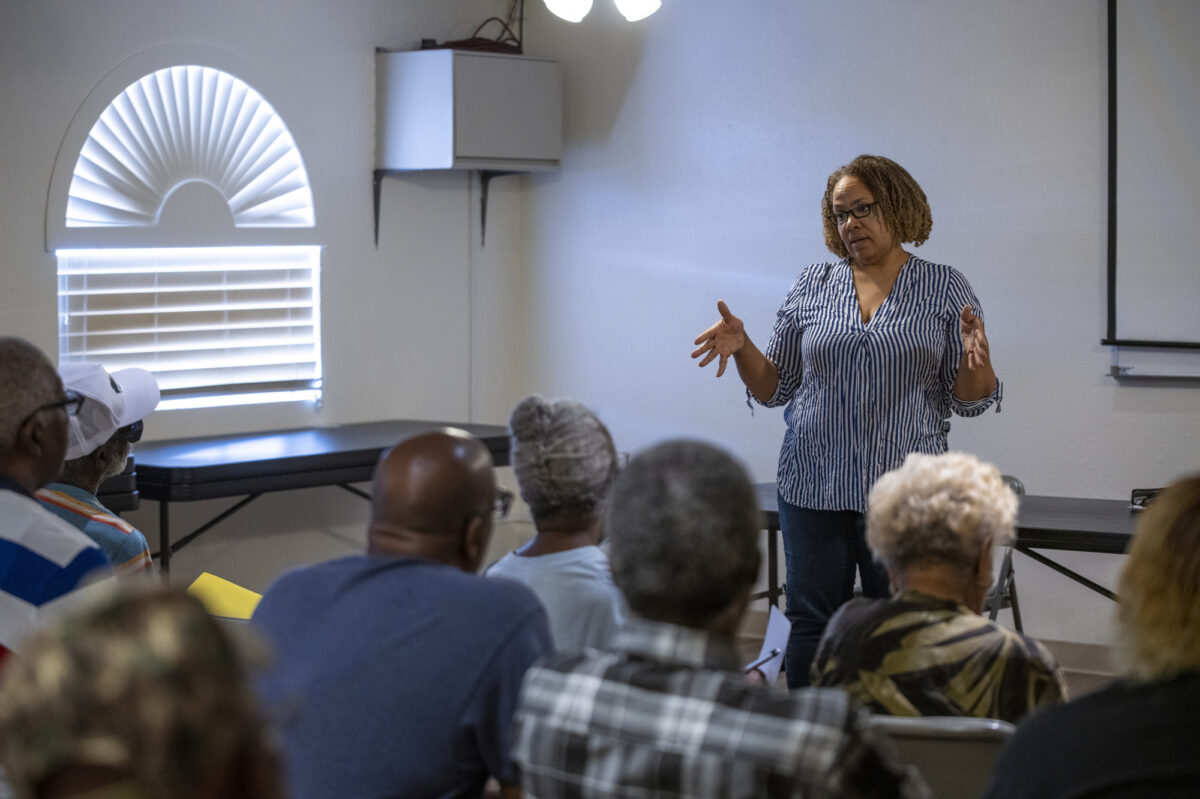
[867,451,1016,577]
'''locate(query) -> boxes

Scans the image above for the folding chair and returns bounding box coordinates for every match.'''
[867,714,1015,799]
[985,474,1024,632]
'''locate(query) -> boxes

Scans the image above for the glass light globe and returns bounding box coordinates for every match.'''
[612,0,661,21]
[544,0,593,22]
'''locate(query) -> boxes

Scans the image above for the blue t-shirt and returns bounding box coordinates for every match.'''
[252,554,552,799]
[486,545,625,650]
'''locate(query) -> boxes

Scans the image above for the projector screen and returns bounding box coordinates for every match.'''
[1109,0,1200,348]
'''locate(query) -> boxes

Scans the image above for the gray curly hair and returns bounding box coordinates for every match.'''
[867,451,1016,577]
[509,395,619,524]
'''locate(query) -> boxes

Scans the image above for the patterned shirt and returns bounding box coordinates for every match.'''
[37,483,154,575]
[511,616,931,799]
[757,257,1001,513]
[0,480,112,664]
[812,590,1067,723]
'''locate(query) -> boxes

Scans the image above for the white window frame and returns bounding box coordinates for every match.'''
[47,55,320,410]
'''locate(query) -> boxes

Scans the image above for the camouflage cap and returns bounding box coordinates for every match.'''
[0,587,281,799]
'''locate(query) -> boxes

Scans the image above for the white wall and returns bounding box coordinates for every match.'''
[0,0,532,590]
[516,0,1199,644]
[2,0,1196,645]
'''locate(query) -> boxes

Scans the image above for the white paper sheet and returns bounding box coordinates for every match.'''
[744,605,788,685]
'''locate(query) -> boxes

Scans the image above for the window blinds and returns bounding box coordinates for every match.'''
[57,246,321,409]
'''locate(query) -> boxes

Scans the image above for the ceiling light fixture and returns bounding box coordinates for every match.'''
[544,0,660,22]
[611,0,660,21]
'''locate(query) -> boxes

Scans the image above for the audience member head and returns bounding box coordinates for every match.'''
[0,587,283,799]
[56,363,160,495]
[606,440,760,635]
[509,394,618,532]
[0,337,73,492]
[1115,473,1200,682]
[867,451,1017,613]
[368,429,497,572]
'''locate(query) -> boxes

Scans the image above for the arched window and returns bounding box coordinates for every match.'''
[50,64,320,410]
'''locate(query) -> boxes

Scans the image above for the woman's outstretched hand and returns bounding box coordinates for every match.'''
[692,300,746,378]
[959,305,990,371]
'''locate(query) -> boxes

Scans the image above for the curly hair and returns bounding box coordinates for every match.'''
[509,394,618,525]
[1114,474,1200,682]
[866,452,1016,578]
[820,154,933,260]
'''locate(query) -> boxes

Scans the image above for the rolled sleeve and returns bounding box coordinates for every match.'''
[754,275,808,409]
[943,269,1002,417]
[951,377,1002,417]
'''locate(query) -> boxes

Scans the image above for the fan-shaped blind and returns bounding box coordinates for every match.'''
[66,65,313,228]
[57,65,320,410]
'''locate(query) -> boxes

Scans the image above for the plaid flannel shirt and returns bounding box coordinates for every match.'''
[511,616,931,798]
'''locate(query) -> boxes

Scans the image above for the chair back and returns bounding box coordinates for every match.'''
[986,474,1026,628]
[1001,474,1025,496]
[867,715,1015,799]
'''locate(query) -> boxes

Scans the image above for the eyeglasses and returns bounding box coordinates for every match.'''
[17,389,85,430]
[830,202,878,227]
[116,419,144,444]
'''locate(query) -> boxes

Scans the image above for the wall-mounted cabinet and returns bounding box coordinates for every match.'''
[375,49,562,172]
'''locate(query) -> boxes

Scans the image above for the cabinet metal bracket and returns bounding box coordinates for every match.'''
[478,170,519,247]
[373,169,389,248]
[373,168,521,248]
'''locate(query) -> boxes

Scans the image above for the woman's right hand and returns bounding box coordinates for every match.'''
[692,300,746,378]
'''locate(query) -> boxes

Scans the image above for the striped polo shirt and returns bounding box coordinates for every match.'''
[758,256,1001,513]
[37,483,154,575]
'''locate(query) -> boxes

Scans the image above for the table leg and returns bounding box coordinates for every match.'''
[159,500,171,577]
[1016,545,1118,601]
[768,523,780,608]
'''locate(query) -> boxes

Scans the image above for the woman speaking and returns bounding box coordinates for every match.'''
[692,155,1001,688]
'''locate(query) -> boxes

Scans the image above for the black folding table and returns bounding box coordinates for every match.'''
[754,484,1139,608]
[134,420,510,573]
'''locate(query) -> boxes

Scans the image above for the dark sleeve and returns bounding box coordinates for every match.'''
[994,639,1068,723]
[463,602,553,786]
[810,603,848,687]
[810,599,871,688]
[980,720,1049,799]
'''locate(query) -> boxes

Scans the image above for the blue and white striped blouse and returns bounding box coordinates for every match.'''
[757,256,1002,513]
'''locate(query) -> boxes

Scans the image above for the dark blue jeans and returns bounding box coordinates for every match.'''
[779,495,890,688]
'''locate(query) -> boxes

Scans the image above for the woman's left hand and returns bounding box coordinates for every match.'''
[960,305,990,371]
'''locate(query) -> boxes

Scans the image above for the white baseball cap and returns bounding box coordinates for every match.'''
[59,363,160,460]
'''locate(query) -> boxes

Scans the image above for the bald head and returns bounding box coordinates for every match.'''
[0,337,69,491]
[368,430,497,571]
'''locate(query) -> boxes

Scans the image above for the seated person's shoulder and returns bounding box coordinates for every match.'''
[775,683,858,724]
[7,495,109,566]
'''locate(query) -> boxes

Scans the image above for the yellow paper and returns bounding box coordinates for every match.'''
[187,572,262,620]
